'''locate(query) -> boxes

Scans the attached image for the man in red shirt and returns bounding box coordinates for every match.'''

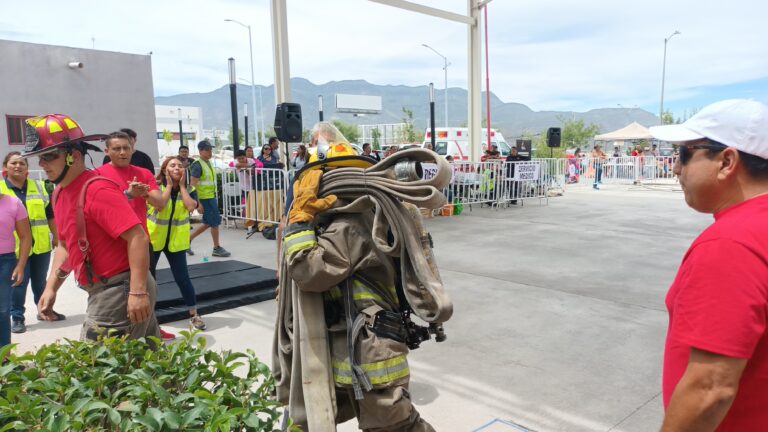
[650,99,768,431]
[96,131,168,231]
[21,114,159,341]
[96,131,176,341]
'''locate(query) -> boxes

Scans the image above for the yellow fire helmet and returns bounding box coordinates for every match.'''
[298,122,376,178]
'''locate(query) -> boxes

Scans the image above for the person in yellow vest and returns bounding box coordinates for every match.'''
[189,140,231,257]
[2,152,63,334]
[148,157,206,330]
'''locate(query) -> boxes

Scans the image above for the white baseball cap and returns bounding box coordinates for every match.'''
[649,99,768,159]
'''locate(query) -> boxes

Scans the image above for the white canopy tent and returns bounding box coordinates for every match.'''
[594,122,653,141]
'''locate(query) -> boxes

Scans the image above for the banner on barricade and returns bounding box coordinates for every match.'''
[514,162,540,181]
[421,163,438,180]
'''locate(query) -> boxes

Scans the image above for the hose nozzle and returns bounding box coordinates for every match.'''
[393,159,423,182]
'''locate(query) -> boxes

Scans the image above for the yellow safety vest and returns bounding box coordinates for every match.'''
[193,159,216,199]
[0,179,52,256]
[147,186,194,253]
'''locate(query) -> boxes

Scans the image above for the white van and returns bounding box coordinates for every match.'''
[422,127,511,161]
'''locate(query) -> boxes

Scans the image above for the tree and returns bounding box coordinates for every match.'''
[228,127,245,147]
[259,127,277,146]
[162,129,173,144]
[530,129,567,158]
[557,116,601,150]
[331,120,360,143]
[371,128,381,150]
[661,110,676,125]
[398,107,418,143]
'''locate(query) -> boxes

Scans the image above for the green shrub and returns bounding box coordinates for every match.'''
[0,332,297,431]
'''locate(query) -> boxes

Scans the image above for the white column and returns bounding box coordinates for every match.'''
[270,0,291,104]
[467,0,483,162]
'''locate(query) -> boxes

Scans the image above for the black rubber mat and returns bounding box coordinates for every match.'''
[154,260,276,324]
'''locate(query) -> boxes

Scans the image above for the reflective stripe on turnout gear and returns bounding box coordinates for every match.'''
[326,279,398,305]
[283,229,317,256]
[332,355,410,386]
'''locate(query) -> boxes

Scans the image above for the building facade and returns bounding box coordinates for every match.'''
[0,39,157,169]
[155,105,204,160]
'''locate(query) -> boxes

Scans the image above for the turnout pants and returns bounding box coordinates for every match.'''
[80,271,160,341]
[337,385,435,432]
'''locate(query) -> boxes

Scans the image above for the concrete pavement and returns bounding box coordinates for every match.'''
[10,184,711,431]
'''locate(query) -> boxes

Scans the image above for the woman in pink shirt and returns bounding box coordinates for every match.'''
[0,192,32,348]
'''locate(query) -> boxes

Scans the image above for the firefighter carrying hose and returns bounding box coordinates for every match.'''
[273,122,452,431]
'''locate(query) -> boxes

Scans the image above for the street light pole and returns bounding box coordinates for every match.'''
[429,83,436,149]
[244,103,249,149]
[422,43,450,128]
[659,30,680,125]
[177,108,184,148]
[225,19,262,147]
[228,58,240,155]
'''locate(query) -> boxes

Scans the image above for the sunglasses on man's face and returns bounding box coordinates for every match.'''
[38,151,64,162]
[678,142,726,165]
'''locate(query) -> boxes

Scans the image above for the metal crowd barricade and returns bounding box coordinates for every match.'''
[221,167,289,228]
[562,156,680,187]
[422,159,558,212]
[531,158,566,192]
[496,160,550,206]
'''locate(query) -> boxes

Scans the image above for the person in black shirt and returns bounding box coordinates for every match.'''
[362,143,381,161]
[178,145,195,169]
[505,147,529,204]
[102,128,155,173]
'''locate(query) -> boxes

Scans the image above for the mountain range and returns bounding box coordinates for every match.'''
[154,77,660,140]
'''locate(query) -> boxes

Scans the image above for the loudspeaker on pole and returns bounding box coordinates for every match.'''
[274,103,303,142]
[547,127,561,148]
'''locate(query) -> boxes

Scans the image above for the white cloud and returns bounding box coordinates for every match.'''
[1,0,767,115]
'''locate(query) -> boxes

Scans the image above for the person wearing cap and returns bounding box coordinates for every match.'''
[2,152,63,333]
[189,140,231,257]
[23,114,159,341]
[650,99,768,431]
[101,128,155,174]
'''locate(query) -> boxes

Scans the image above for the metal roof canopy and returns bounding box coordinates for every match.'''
[269,0,490,162]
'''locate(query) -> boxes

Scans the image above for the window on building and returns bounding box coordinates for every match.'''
[6,115,33,146]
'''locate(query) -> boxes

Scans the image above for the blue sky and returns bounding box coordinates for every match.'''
[1,0,767,120]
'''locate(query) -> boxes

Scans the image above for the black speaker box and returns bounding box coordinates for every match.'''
[274,103,302,142]
[547,127,561,148]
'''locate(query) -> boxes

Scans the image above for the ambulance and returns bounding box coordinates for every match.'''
[422,127,511,161]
